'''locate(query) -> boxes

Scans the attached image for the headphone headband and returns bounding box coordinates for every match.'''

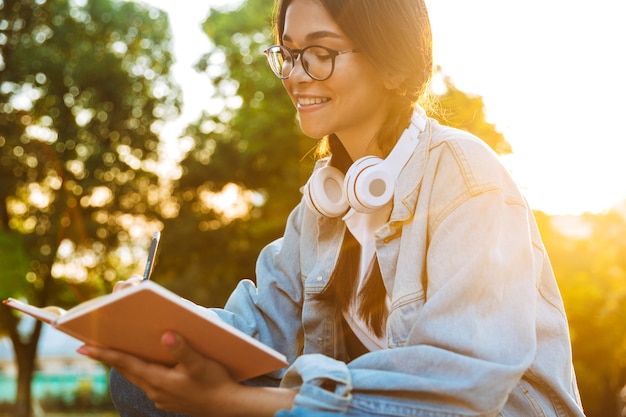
[374,111,425,181]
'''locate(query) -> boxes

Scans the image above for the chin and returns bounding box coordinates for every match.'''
[298,123,329,140]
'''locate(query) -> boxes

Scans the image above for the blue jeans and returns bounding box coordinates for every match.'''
[109,369,190,417]
[110,368,378,417]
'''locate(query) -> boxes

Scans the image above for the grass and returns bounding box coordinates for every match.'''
[45,414,117,417]
[0,413,117,417]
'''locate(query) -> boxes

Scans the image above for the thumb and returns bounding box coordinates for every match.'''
[161,332,200,369]
[161,332,230,381]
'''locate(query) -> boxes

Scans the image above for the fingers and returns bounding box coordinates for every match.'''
[77,344,159,389]
[113,275,143,292]
[78,344,144,373]
[77,331,222,382]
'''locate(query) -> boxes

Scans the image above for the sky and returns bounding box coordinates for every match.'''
[137,0,626,216]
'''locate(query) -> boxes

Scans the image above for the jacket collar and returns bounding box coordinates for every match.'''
[377,119,433,241]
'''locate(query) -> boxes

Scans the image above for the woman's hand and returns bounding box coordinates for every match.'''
[78,332,295,417]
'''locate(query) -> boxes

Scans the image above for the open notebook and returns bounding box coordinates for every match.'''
[3,281,288,381]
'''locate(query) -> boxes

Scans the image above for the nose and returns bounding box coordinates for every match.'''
[289,54,311,82]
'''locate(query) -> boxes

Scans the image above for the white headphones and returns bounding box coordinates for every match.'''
[304,109,426,217]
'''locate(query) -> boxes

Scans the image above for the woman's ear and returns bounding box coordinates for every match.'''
[383,72,407,91]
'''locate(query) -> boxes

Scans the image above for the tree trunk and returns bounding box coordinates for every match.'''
[13,327,40,417]
[10,318,41,417]
[1,299,44,417]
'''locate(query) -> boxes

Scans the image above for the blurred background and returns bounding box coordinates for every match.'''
[0,0,624,416]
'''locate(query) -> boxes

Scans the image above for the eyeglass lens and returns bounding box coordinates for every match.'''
[266,45,335,81]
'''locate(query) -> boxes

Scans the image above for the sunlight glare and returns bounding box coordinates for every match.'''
[200,183,256,221]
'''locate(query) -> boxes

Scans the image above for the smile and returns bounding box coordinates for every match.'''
[298,97,330,106]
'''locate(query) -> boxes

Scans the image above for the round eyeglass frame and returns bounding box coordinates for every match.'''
[263,44,360,81]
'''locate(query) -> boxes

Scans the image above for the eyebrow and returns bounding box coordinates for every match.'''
[282,30,344,44]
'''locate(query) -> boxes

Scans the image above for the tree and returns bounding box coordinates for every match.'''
[0,0,179,415]
[430,67,511,155]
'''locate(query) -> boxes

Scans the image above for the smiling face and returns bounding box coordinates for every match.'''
[280,0,396,159]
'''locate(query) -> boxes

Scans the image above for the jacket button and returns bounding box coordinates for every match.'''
[316,276,323,282]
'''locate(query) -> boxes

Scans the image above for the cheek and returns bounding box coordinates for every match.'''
[336,61,387,96]
[336,73,388,105]
[283,81,298,106]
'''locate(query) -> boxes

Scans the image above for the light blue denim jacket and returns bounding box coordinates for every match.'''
[213,119,585,416]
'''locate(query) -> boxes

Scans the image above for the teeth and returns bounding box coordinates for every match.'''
[298,97,329,106]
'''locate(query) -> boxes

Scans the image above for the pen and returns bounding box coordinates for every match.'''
[142,231,161,281]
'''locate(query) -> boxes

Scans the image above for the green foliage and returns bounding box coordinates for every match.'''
[0,0,179,414]
[536,210,626,417]
[0,0,179,301]
[0,230,30,300]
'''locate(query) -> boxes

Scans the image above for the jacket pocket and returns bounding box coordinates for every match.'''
[386,291,425,347]
[502,378,549,417]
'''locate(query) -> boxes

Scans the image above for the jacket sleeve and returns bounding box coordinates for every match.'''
[212,203,307,379]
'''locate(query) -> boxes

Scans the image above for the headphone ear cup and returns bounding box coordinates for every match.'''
[344,156,394,213]
[304,166,349,217]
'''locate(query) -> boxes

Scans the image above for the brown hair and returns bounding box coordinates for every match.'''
[272,0,433,338]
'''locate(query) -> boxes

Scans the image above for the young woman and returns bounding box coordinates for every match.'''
[80,0,586,415]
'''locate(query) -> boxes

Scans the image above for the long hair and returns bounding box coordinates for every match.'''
[319,228,388,338]
[272,0,433,337]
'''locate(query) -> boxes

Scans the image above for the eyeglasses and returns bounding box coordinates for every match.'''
[264,44,360,81]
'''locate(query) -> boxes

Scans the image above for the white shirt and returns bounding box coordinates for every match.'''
[342,203,392,351]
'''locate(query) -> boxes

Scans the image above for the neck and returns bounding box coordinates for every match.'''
[334,126,384,161]
[333,108,389,161]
